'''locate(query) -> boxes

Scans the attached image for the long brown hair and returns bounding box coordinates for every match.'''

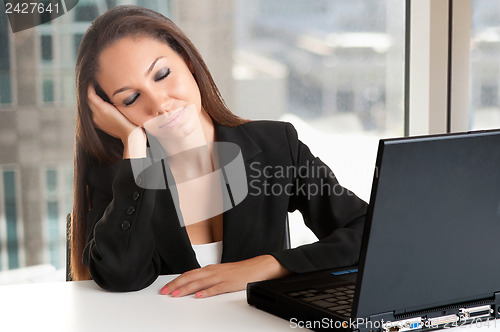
[72,5,247,280]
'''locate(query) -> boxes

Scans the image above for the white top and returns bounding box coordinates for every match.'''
[191,241,223,267]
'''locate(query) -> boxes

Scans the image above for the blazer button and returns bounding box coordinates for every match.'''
[132,191,140,201]
[126,206,136,215]
[121,220,131,231]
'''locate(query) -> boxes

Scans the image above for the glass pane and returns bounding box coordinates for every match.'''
[234,0,405,245]
[470,0,500,129]
[42,78,54,103]
[39,0,57,24]
[3,170,19,269]
[0,7,11,104]
[47,201,61,269]
[0,72,11,104]
[0,11,9,70]
[41,35,53,62]
[73,33,84,59]
[74,4,99,22]
[46,169,57,193]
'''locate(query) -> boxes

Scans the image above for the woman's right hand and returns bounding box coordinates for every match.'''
[87,84,137,142]
[87,85,147,159]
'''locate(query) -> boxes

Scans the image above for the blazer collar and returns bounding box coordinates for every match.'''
[214,122,261,161]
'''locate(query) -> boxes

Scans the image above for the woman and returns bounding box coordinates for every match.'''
[72,5,367,297]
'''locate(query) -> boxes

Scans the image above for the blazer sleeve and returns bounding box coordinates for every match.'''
[270,123,367,273]
[83,158,161,291]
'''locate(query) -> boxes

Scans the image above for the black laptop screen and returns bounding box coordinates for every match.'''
[355,130,500,318]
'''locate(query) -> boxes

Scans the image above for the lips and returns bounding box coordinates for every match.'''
[159,107,186,128]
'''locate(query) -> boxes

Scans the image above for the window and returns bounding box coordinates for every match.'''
[470,0,500,129]
[233,0,405,245]
[0,167,23,271]
[41,35,53,62]
[0,0,173,282]
[43,166,73,270]
[37,0,102,106]
[337,89,355,113]
[0,8,12,104]
[6,0,492,282]
[480,84,498,108]
[42,78,55,103]
[74,4,99,22]
[73,33,84,60]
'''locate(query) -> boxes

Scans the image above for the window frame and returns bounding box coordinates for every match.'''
[407,0,472,135]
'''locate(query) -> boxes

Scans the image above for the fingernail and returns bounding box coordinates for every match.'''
[160,286,168,295]
[171,289,180,297]
[195,292,204,298]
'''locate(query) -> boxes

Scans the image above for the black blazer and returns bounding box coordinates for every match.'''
[83,121,367,291]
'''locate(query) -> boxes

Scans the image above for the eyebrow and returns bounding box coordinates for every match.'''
[112,56,165,96]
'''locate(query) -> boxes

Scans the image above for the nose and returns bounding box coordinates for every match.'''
[147,88,172,116]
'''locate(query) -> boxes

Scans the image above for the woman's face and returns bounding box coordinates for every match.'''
[96,36,203,138]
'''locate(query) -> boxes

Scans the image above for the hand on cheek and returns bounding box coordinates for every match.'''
[160,255,290,298]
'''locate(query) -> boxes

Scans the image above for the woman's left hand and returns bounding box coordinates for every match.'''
[160,255,290,298]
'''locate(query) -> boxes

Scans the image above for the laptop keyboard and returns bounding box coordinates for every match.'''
[288,285,355,317]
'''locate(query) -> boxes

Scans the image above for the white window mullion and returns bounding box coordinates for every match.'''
[409,0,450,135]
[450,0,471,132]
[40,166,50,265]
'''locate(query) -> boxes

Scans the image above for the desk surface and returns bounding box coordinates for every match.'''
[0,276,497,332]
[0,275,291,332]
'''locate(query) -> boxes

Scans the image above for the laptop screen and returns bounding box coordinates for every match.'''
[355,130,500,318]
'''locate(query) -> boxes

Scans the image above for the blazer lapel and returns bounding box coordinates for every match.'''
[214,123,264,262]
[215,123,262,162]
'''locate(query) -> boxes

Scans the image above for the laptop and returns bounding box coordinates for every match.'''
[247,129,500,331]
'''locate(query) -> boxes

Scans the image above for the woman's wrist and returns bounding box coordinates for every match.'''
[257,254,291,280]
[122,126,147,159]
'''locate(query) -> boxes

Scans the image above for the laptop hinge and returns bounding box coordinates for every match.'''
[354,311,394,332]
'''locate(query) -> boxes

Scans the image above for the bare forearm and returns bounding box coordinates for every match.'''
[161,254,291,298]
[123,127,147,159]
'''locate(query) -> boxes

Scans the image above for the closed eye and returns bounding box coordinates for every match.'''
[154,68,171,82]
[123,93,139,106]
[120,68,170,106]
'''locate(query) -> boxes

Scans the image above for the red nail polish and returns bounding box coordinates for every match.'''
[172,289,180,297]
[195,292,203,298]
[161,287,168,295]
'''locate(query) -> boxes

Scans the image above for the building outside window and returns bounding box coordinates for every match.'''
[0,1,171,281]
[0,166,24,271]
[470,0,500,129]
[12,0,496,281]
[43,166,73,270]
[0,8,12,105]
[233,0,404,245]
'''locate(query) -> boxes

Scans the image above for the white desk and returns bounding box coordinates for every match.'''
[0,275,497,331]
[0,275,291,332]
